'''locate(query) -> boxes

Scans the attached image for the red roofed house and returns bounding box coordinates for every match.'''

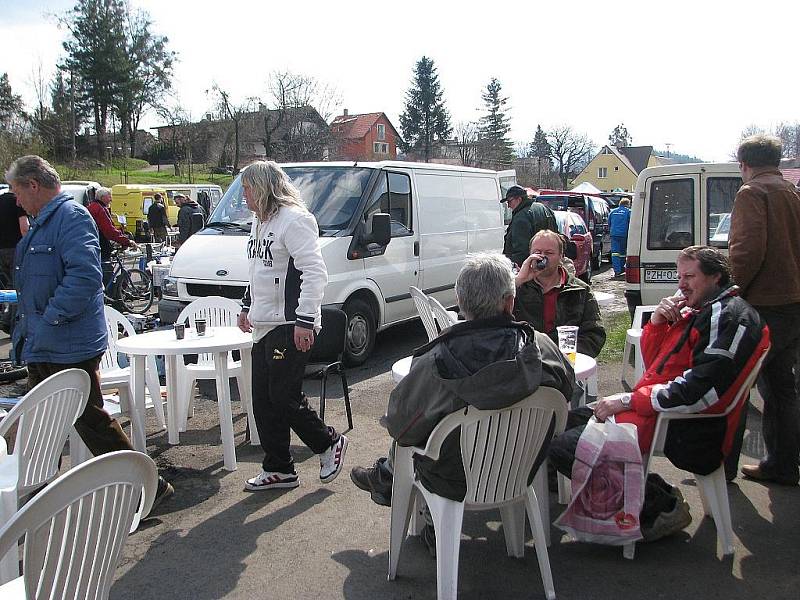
[330,110,400,161]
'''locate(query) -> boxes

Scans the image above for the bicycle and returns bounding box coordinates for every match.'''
[104,249,154,314]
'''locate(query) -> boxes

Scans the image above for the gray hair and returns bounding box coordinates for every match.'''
[241,160,306,222]
[5,155,61,189]
[455,253,516,320]
[95,187,112,201]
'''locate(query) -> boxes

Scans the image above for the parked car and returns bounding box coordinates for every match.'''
[710,212,731,244]
[553,210,593,283]
[538,191,607,269]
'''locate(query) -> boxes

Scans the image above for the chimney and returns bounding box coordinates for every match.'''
[343,108,348,116]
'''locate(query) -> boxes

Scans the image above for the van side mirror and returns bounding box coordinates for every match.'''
[365,213,391,246]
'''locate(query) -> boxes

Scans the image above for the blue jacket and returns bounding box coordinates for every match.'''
[13,192,107,364]
[608,205,631,237]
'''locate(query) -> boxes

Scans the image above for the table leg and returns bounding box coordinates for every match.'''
[240,347,259,446]
[129,355,147,452]
[215,351,237,471]
[165,355,181,445]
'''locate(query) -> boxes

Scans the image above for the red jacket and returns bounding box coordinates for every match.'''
[616,286,769,474]
[87,200,133,258]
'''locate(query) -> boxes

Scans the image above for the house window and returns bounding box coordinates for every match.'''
[598,167,608,178]
[377,123,386,141]
[373,142,389,154]
[614,166,619,171]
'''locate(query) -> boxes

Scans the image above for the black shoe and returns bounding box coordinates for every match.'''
[349,458,392,507]
[741,464,799,486]
[152,476,174,512]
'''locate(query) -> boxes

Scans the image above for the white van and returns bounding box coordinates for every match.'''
[624,162,741,313]
[159,161,511,364]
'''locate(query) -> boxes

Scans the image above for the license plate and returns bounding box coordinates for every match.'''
[644,269,678,283]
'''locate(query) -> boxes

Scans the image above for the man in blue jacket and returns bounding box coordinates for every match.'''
[6,155,173,508]
[608,198,631,277]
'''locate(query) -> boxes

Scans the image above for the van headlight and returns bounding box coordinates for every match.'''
[161,277,178,297]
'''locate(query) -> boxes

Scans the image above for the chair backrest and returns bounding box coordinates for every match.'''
[416,387,568,507]
[0,369,90,495]
[0,451,158,600]
[723,343,770,417]
[428,296,456,331]
[632,304,658,330]
[177,296,242,364]
[309,307,347,364]
[102,305,137,373]
[410,286,438,341]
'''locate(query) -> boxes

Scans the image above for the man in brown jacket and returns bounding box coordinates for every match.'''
[729,134,800,486]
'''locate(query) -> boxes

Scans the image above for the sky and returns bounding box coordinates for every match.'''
[1,0,799,162]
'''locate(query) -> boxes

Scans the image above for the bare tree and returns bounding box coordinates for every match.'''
[454,120,479,166]
[776,122,800,159]
[155,100,190,176]
[547,125,594,188]
[211,84,254,173]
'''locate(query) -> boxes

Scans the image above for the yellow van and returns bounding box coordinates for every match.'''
[110,184,174,238]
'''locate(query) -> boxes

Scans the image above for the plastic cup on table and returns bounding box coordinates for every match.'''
[174,323,185,340]
[556,325,579,365]
[195,318,207,336]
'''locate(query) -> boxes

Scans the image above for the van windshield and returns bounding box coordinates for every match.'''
[207,166,374,235]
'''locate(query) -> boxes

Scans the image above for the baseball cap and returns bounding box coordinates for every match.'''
[501,185,527,203]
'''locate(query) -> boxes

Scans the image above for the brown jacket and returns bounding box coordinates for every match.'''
[729,168,800,306]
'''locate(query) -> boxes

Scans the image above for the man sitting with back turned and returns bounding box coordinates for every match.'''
[549,246,769,541]
[350,253,574,509]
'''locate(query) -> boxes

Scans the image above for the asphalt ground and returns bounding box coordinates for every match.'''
[2,265,798,599]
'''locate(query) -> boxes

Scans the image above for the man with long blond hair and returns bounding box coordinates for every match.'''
[237,161,348,491]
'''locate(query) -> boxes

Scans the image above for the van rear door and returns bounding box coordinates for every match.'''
[701,173,741,248]
[637,173,700,303]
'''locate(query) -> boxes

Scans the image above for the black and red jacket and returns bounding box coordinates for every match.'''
[618,285,769,475]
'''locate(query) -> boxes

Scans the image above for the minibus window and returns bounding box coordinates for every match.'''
[647,178,694,250]
[706,177,740,248]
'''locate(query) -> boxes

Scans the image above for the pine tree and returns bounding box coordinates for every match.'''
[530,124,551,186]
[478,78,515,169]
[0,73,24,130]
[399,56,451,162]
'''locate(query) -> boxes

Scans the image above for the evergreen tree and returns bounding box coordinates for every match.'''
[529,124,551,186]
[478,78,515,169]
[399,56,451,162]
[0,73,24,130]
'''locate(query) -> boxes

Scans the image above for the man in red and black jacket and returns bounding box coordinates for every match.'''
[550,246,769,541]
[87,187,138,286]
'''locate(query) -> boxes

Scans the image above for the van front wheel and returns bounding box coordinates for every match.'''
[343,299,376,366]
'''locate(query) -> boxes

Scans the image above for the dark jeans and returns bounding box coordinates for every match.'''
[252,324,336,473]
[753,304,800,482]
[549,407,675,528]
[27,355,135,456]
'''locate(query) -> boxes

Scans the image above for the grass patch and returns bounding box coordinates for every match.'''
[54,162,234,189]
[597,310,631,365]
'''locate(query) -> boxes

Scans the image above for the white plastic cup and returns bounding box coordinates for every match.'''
[556,325,579,365]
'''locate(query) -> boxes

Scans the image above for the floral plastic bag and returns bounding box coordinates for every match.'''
[555,416,644,545]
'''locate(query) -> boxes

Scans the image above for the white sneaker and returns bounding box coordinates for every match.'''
[244,470,299,491]
[319,435,348,483]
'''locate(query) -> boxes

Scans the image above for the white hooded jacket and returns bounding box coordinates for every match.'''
[242,204,328,338]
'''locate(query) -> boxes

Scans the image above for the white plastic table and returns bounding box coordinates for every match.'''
[117,326,253,471]
[392,351,597,403]
[0,437,17,584]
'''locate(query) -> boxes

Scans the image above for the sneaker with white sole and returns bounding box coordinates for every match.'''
[319,435,348,483]
[244,470,299,491]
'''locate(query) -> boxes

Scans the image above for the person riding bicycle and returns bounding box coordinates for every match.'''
[87,187,138,286]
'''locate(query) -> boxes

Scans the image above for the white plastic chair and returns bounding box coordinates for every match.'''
[622,343,770,560]
[0,369,90,583]
[101,306,166,435]
[620,305,657,389]
[175,297,254,437]
[0,450,157,598]
[410,286,439,341]
[428,296,457,332]
[388,388,568,600]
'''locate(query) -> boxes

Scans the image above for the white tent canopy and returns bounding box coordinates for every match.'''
[569,182,603,194]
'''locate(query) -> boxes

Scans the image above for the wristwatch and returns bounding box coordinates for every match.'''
[620,393,632,408]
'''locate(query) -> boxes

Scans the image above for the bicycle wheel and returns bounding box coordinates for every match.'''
[118,268,154,313]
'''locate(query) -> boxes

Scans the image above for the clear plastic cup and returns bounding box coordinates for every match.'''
[556,325,579,365]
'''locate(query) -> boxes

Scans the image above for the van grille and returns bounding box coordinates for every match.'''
[185,283,246,300]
